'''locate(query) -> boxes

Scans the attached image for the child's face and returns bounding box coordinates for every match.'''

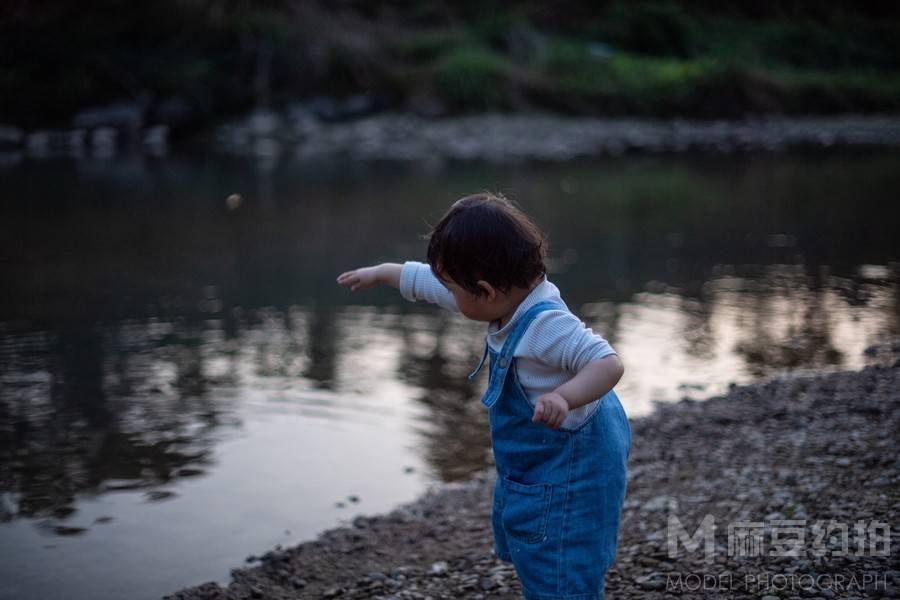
[438,273,507,322]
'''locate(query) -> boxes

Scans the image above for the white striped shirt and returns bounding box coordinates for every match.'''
[399,261,617,430]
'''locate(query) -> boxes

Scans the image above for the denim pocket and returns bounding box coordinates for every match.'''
[501,475,552,543]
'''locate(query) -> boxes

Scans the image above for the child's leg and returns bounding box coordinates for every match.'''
[491,475,513,562]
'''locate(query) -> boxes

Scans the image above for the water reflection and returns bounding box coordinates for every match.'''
[611,267,897,411]
[1,318,227,528]
[2,269,895,533]
[395,312,492,482]
[0,150,898,599]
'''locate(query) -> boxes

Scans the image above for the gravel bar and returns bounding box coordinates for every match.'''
[165,344,899,599]
[215,113,900,162]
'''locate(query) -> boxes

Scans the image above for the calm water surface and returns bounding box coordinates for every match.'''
[1,150,898,600]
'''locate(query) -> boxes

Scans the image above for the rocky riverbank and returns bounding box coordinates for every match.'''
[165,346,899,600]
[5,112,900,164]
[213,112,900,162]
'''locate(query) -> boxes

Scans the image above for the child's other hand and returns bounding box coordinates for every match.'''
[532,392,569,429]
[336,266,380,292]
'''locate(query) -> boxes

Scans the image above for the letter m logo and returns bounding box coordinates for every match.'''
[668,514,716,562]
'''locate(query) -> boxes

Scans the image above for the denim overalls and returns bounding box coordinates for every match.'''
[468,300,632,600]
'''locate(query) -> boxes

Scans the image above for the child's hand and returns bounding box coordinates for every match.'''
[532,392,570,429]
[336,266,381,292]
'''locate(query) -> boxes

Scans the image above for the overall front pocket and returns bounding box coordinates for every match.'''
[500,475,552,543]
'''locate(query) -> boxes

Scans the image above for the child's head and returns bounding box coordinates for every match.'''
[426,192,547,314]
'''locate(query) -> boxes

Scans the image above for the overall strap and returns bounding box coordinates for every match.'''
[467,343,489,381]
[470,300,563,408]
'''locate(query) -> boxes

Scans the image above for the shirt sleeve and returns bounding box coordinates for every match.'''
[519,309,616,374]
[398,261,459,313]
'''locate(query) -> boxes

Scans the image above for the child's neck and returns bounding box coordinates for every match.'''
[496,276,544,329]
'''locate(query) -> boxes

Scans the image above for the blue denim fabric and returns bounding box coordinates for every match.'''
[468,300,631,600]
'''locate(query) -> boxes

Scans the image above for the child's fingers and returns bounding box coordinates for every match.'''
[535,400,557,427]
[542,402,553,422]
[547,404,560,428]
[533,400,564,429]
[338,271,366,292]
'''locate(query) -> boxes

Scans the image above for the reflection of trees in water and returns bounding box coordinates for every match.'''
[0,301,340,532]
[680,296,715,361]
[0,317,226,531]
[303,307,337,389]
[731,268,844,374]
[396,310,491,482]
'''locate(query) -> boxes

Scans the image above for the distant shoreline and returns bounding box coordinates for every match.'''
[214,112,900,162]
[215,112,900,162]
[164,343,899,599]
[5,112,900,163]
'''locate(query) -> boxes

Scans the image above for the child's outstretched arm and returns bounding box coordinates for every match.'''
[337,263,402,291]
[337,261,459,313]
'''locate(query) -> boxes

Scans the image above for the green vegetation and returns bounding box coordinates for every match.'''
[2,1,899,127]
[434,47,510,110]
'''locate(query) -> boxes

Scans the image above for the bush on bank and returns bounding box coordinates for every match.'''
[2,1,899,130]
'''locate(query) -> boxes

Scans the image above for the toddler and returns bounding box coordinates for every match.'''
[337,192,631,600]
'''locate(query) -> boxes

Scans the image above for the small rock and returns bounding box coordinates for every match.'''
[479,577,496,591]
[642,495,676,512]
[634,574,665,590]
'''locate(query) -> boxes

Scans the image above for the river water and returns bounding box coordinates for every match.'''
[1,149,898,599]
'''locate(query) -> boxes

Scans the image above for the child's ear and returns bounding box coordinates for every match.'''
[476,280,497,301]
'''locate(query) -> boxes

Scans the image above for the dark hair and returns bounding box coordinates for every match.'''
[426,192,547,297]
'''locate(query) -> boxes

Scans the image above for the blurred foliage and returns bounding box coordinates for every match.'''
[387,31,464,62]
[1,0,899,126]
[598,3,699,58]
[434,47,509,110]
